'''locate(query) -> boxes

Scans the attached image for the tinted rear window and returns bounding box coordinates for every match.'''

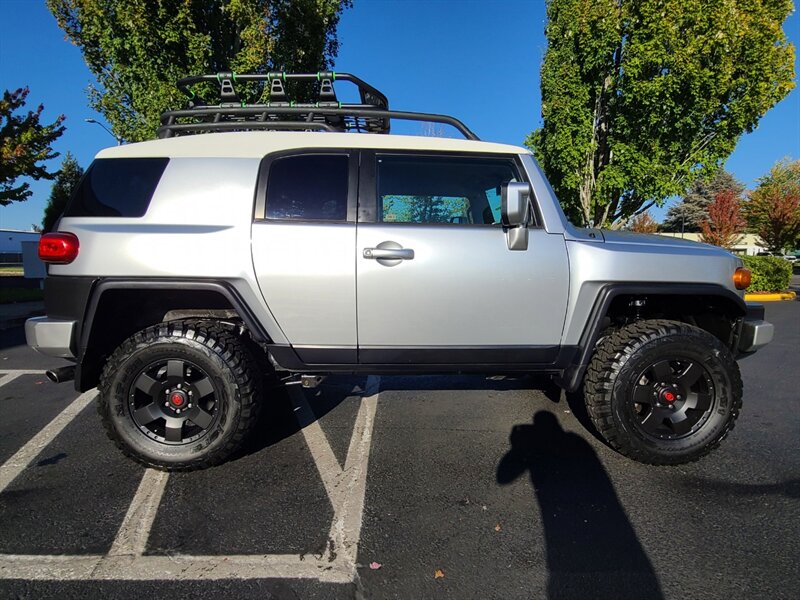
[65,158,169,218]
[265,155,349,221]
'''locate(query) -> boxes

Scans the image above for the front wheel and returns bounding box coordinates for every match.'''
[98,320,262,471]
[584,319,742,465]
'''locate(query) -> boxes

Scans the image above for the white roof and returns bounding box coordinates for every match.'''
[96,131,529,160]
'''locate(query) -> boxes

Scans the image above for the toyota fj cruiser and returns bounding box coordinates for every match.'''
[27,72,774,470]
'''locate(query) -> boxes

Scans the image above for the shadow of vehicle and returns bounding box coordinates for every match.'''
[679,477,800,499]
[239,374,367,458]
[378,373,564,401]
[0,326,26,351]
[497,411,663,600]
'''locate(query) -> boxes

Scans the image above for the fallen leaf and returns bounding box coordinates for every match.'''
[494,523,502,532]
[369,562,382,570]
[434,568,445,579]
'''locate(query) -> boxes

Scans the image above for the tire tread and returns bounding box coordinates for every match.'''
[584,319,743,465]
[97,319,262,471]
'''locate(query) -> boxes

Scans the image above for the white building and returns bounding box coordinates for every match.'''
[0,229,41,263]
[656,232,766,256]
[0,229,40,253]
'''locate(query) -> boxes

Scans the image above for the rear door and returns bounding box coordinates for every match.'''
[251,150,358,363]
[355,151,570,366]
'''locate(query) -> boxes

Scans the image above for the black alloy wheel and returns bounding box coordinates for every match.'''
[630,358,715,440]
[129,358,220,445]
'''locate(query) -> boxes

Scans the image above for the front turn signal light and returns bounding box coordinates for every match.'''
[733,267,751,290]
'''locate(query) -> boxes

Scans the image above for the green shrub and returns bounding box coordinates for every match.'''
[741,255,792,292]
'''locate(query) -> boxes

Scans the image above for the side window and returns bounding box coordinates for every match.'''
[376,155,520,225]
[265,154,348,221]
[484,186,503,224]
[65,158,169,218]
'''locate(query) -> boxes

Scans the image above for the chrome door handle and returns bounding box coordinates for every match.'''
[363,247,414,260]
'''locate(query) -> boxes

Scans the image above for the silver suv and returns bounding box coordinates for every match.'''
[27,72,773,470]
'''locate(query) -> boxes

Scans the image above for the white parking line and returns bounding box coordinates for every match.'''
[0,553,353,582]
[328,375,379,568]
[289,385,346,507]
[0,370,45,389]
[109,469,170,557]
[0,376,381,583]
[0,390,96,494]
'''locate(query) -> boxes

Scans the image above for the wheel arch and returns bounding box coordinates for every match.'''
[557,283,746,393]
[76,279,272,391]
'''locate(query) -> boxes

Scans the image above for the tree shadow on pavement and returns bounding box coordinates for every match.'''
[497,411,663,600]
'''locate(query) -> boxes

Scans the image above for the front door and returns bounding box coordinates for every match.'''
[356,152,569,365]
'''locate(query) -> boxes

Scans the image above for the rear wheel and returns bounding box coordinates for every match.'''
[98,320,262,471]
[584,319,742,465]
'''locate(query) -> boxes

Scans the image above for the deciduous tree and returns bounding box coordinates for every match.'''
[627,211,658,233]
[48,0,352,142]
[0,87,65,205]
[662,170,744,233]
[744,159,800,253]
[699,189,746,249]
[527,0,795,228]
[41,153,84,232]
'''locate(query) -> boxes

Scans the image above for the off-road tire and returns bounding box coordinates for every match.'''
[98,320,262,471]
[584,319,742,465]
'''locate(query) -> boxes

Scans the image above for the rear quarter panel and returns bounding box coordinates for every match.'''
[50,157,291,344]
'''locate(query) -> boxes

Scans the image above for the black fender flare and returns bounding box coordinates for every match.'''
[557,283,746,393]
[76,278,273,391]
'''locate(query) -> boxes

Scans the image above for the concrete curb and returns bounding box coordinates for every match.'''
[744,291,797,302]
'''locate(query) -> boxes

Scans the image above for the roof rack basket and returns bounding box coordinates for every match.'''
[158,72,478,140]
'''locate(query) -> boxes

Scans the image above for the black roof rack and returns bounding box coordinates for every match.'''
[157,72,479,141]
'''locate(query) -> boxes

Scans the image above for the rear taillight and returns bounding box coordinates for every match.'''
[38,232,80,264]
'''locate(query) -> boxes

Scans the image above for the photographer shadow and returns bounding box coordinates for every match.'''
[497,411,663,599]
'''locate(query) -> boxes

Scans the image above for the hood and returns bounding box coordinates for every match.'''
[599,230,717,249]
[564,226,738,258]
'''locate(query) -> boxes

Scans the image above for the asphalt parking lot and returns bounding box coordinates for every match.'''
[0,300,798,599]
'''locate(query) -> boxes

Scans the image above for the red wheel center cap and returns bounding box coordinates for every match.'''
[662,390,676,403]
[170,392,186,407]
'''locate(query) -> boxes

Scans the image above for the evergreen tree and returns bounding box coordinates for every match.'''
[41,153,84,232]
[662,171,745,233]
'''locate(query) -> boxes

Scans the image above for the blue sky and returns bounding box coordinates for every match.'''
[1,0,798,231]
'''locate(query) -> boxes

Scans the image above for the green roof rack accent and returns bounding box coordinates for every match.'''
[161,71,478,140]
